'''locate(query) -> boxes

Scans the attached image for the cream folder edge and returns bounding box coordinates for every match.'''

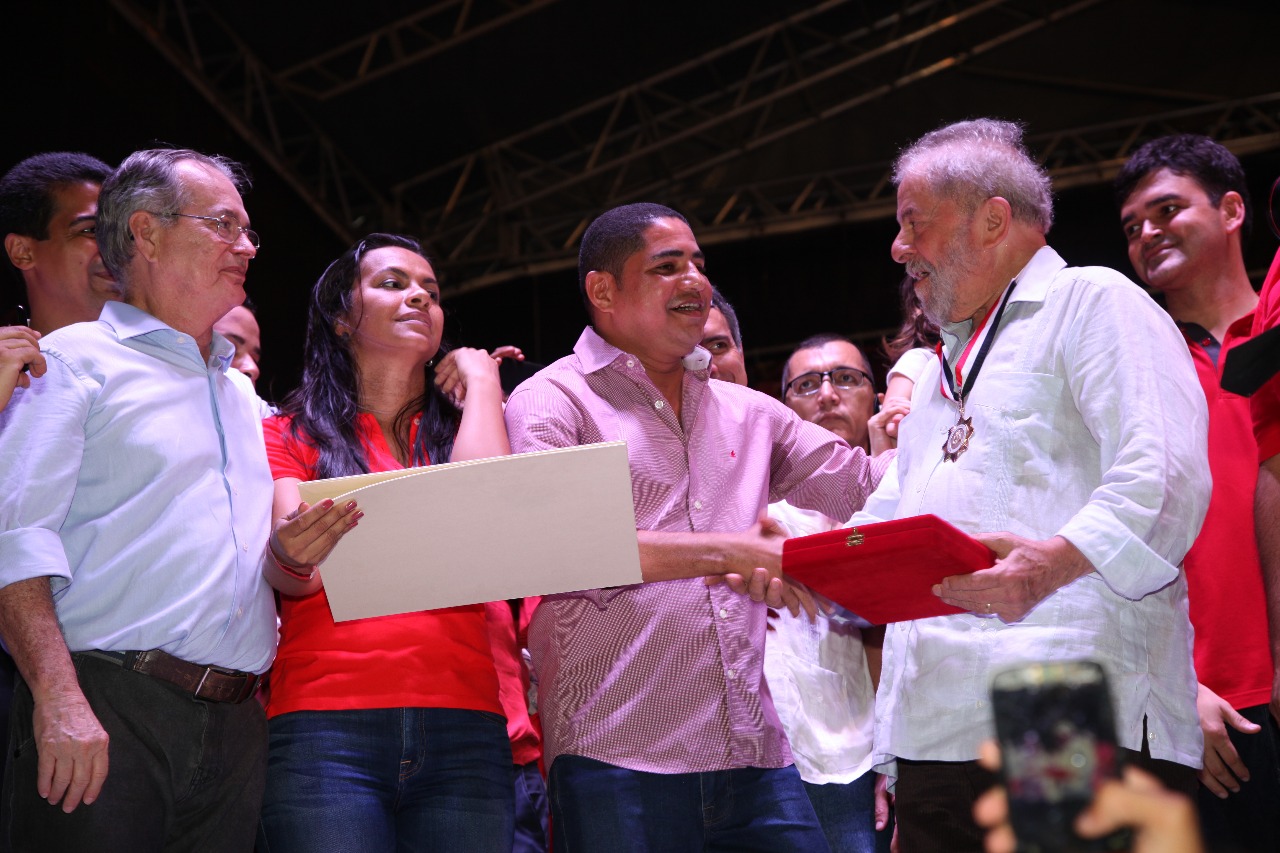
[296,441,643,622]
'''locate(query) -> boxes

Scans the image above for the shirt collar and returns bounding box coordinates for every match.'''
[100,300,173,340]
[936,242,1064,345]
[573,326,710,375]
[100,301,233,371]
[1005,245,1066,305]
[939,245,1066,348]
[208,331,235,368]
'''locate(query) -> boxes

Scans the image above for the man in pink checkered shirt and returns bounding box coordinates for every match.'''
[504,203,892,852]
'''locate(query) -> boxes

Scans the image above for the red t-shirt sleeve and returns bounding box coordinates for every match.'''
[263,415,319,481]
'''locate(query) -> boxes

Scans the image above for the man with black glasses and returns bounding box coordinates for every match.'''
[768,333,900,853]
[781,335,883,455]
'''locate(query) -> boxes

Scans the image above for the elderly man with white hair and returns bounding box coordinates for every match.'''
[856,119,1211,851]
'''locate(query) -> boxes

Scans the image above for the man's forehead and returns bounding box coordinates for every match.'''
[176,160,247,216]
[50,182,101,222]
[702,308,731,338]
[895,177,942,221]
[791,341,868,372]
[638,217,702,257]
[1120,168,1204,218]
[215,307,260,341]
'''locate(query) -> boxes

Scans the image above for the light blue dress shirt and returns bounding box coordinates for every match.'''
[0,301,277,673]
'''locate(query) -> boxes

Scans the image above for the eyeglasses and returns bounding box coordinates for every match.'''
[163,212,260,249]
[785,366,873,397]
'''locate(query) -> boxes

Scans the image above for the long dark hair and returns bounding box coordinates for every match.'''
[280,233,460,478]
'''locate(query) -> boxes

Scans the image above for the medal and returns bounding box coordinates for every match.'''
[938,279,1018,463]
[943,408,974,462]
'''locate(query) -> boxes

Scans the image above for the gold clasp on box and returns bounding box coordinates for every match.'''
[845,529,864,546]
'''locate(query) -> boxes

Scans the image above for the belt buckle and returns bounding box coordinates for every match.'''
[195,665,256,704]
[194,667,213,698]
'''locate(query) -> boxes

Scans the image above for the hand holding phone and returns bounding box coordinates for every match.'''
[976,739,1203,853]
[990,660,1129,853]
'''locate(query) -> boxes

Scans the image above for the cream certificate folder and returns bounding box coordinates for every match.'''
[296,441,642,622]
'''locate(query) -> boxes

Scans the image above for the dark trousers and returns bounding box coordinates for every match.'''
[1195,704,1280,853]
[2,652,267,853]
[893,759,999,853]
[894,729,1197,853]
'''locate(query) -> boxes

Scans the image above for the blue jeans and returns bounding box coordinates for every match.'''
[803,774,877,853]
[549,755,830,852]
[258,708,514,853]
[513,760,549,853]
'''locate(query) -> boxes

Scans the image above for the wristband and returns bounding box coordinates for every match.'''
[270,548,317,581]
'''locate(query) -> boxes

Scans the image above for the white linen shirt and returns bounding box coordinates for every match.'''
[857,247,1210,772]
[765,501,876,785]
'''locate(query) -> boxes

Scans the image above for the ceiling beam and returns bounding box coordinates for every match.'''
[420,0,1108,287]
[107,0,396,245]
[277,0,565,101]
[442,91,1280,295]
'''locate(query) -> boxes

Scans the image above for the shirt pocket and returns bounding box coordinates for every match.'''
[971,371,1067,489]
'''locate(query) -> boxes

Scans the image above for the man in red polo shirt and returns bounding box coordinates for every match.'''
[1116,134,1279,852]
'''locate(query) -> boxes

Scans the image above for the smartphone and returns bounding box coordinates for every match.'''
[990,660,1129,853]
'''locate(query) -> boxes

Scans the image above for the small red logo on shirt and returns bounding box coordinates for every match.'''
[729,450,736,458]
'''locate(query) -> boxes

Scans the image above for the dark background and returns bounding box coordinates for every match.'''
[5,1,1279,400]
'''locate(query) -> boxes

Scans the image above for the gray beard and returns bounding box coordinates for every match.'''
[918,274,955,328]
[909,231,981,327]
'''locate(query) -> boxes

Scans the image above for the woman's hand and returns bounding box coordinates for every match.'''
[434,347,503,405]
[868,398,910,453]
[270,498,362,570]
[0,326,44,411]
[488,345,524,364]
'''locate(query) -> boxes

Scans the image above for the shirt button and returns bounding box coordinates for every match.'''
[654,400,664,410]
[727,669,737,680]
[242,544,249,552]
[718,608,728,619]
[626,360,634,368]
[694,500,703,510]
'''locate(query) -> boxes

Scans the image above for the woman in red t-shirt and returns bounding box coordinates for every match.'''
[258,233,514,852]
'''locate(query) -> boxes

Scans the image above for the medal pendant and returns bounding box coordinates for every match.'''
[942,412,974,462]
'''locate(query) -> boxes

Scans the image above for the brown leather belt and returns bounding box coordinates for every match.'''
[80,649,260,704]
